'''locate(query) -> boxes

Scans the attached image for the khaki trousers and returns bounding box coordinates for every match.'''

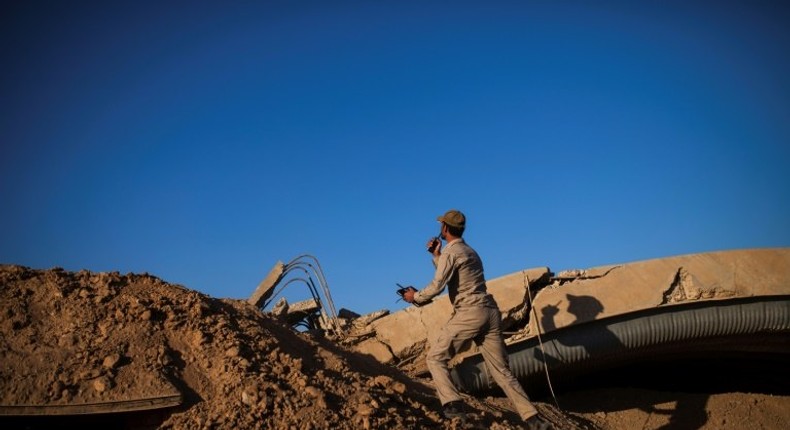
[426,305,538,421]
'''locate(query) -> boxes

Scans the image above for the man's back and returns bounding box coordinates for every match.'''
[442,239,497,309]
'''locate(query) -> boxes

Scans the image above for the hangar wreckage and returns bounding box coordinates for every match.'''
[253,248,790,397]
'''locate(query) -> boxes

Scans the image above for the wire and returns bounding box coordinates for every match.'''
[285,255,342,336]
[523,271,561,410]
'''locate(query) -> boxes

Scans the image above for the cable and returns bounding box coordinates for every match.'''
[523,271,561,410]
[286,255,343,336]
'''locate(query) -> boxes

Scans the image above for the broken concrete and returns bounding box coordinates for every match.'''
[248,261,285,308]
[350,309,389,331]
[528,248,790,334]
[288,297,321,314]
[353,267,551,364]
[270,297,289,318]
[353,337,396,364]
[350,248,790,368]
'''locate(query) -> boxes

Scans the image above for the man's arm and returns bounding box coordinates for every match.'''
[412,253,455,304]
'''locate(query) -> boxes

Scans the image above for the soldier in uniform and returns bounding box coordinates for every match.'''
[403,209,552,430]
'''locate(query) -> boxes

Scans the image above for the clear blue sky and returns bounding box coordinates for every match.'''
[2,1,788,316]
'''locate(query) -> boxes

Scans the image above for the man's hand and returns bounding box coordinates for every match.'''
[402,286,417,303]
[426,237,442,257]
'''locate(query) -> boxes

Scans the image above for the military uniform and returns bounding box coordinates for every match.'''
[413,236,539,421]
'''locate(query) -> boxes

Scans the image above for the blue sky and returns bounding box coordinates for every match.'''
[2,1,789,316]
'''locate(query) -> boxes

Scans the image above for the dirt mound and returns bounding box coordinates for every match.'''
[0,265,586,429]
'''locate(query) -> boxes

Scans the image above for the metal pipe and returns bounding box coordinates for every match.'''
[284,255,342,336]
[283,265,325,312]
[264,277,318,310]
[289,255,338,323]
[450,297,790,396]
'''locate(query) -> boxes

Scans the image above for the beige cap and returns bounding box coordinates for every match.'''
[437,209,466,228]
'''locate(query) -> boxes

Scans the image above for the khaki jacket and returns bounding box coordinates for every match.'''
[414,238,497,309]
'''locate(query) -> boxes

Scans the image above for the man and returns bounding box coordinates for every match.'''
[403,209,552,430]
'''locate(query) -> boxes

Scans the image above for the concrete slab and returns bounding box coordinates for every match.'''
[528,248,790,334]
[361,267,551,363]
[248,261,285,308]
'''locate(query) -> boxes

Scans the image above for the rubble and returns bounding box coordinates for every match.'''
[527,248,790,333]
[5,264,574,429]
[0,266,528,429]
[2,248,788,429]
[347,267,552,368]
[267,297,330,331]
[344,248,790,374]
[247,260,285,308]
[250,256,343,337]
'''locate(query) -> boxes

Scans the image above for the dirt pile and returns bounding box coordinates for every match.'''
[0,265,585,430]
[4,264,787,430]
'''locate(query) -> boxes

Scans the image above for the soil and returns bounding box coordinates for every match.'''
[1,265,788,429]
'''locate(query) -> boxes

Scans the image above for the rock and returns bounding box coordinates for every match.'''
[372,375,393,388]
[225,346,241,358]
[93,377,110,393]
[241,390,256,406]
[102,353,121,369]
[354,338,395,364]
[356,403,373,417]
[271,297,289,318]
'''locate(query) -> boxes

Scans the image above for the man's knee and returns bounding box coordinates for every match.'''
[427,333,456,360]
[426,345,452,365]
